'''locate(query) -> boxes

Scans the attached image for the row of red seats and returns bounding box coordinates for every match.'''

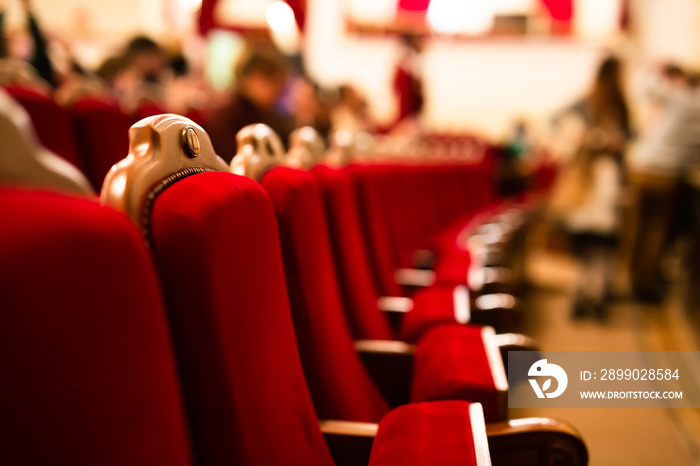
[2,84,203,191]
[0,91,587,464]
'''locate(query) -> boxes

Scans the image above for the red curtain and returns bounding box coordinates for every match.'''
[397,0,430,12]
[540,0,573,21]
[198,0,306,36]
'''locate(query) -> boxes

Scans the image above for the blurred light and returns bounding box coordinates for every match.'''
[492,0,534,15]
[267,1,296,33]
[179,0,203,14]
[575,0,622,39]
[267,1,300,55]
[216,0,270,28]
[347,0,398,26]
[427,0,494,35]
[206,30,246,91]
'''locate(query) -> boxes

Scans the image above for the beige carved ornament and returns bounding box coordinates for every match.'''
[101,114,229,226]
[0,90,93,196]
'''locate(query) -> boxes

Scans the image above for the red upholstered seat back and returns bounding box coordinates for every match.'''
[352,164,404,296]
[133,100,167,122]
[4,86,86,174]
[71,97,131,190]
[260,166,390,423]
[0,188,193,466]
[149,171,333,466]
[313,164,393,341]
[352,156,501,295]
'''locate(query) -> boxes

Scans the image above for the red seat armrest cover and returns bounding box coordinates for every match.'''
[369,401,488,466]
[411,325,508,422]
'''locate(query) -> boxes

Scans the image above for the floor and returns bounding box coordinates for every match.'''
[509,248,700,465]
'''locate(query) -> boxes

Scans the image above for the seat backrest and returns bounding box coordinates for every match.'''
[313,164,394,341]
[4,85,86,173]
[351,163,405,296]
[0,188,193,466]
[0,89,92,195]
[103,116,333,466]
[72,97,131,190]
[260,164,390,423]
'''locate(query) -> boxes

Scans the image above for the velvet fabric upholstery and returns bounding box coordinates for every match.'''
[149,171,334,466]
[350,160,502,297]
[4,85,85,173]
[261,166,390,423]
[351,163,405,296]
[261,166,507,423]
[411,325,502,422]
[399,285,465,343]
[313,164,394,341]
[0,188,193,466]
[71,97,131,190]
[133,100,167,122]
[369,401,479,466]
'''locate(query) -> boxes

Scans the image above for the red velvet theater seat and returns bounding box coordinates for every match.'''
[3,85,86,173]
[347,160,522,338]
[369,401,489,466]
[411,325,508,421]
[72,97,131,190]
[0,188,193,466]
[261,165,391,423]
[149,171,335,465]
[100,117,589,466]
[259,165,506,422]
[142,168,491,465]
[313,164,514,343]
[312,163,395,341]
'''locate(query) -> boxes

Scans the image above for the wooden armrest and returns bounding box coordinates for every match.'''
[394,268,436,288]
[376,296,414,313]
[354,340,415,407]
[320,420,378,466]
[492,333,539,373]
[469,266,513,294]
[468,293,521,334]
[487,418,588,466]
[412,248,436,269]
[376,297,413,331]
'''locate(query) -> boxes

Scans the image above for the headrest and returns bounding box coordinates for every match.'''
[0,90,93,195]
[230,123,285,181]
[286,126,325,169]
[101,113,229,227]
[325,129,356,167]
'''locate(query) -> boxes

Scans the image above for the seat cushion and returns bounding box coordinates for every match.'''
[369,401,489,466]
[411,325,508,422]
[399,285,471,343]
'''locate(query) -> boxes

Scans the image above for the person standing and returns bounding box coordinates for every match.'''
[550,56,630,319]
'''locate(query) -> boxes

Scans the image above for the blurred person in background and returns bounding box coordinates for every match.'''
[499,119,536,196]
[205,48,291,163]
[549,56,630,319]
[331,84,372,136]
[627,65,700,303]
[164,52,210,119]
[96,35,167,113]
[392,34,424,134]
[0,0,56,89]
[288,75,331,141]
